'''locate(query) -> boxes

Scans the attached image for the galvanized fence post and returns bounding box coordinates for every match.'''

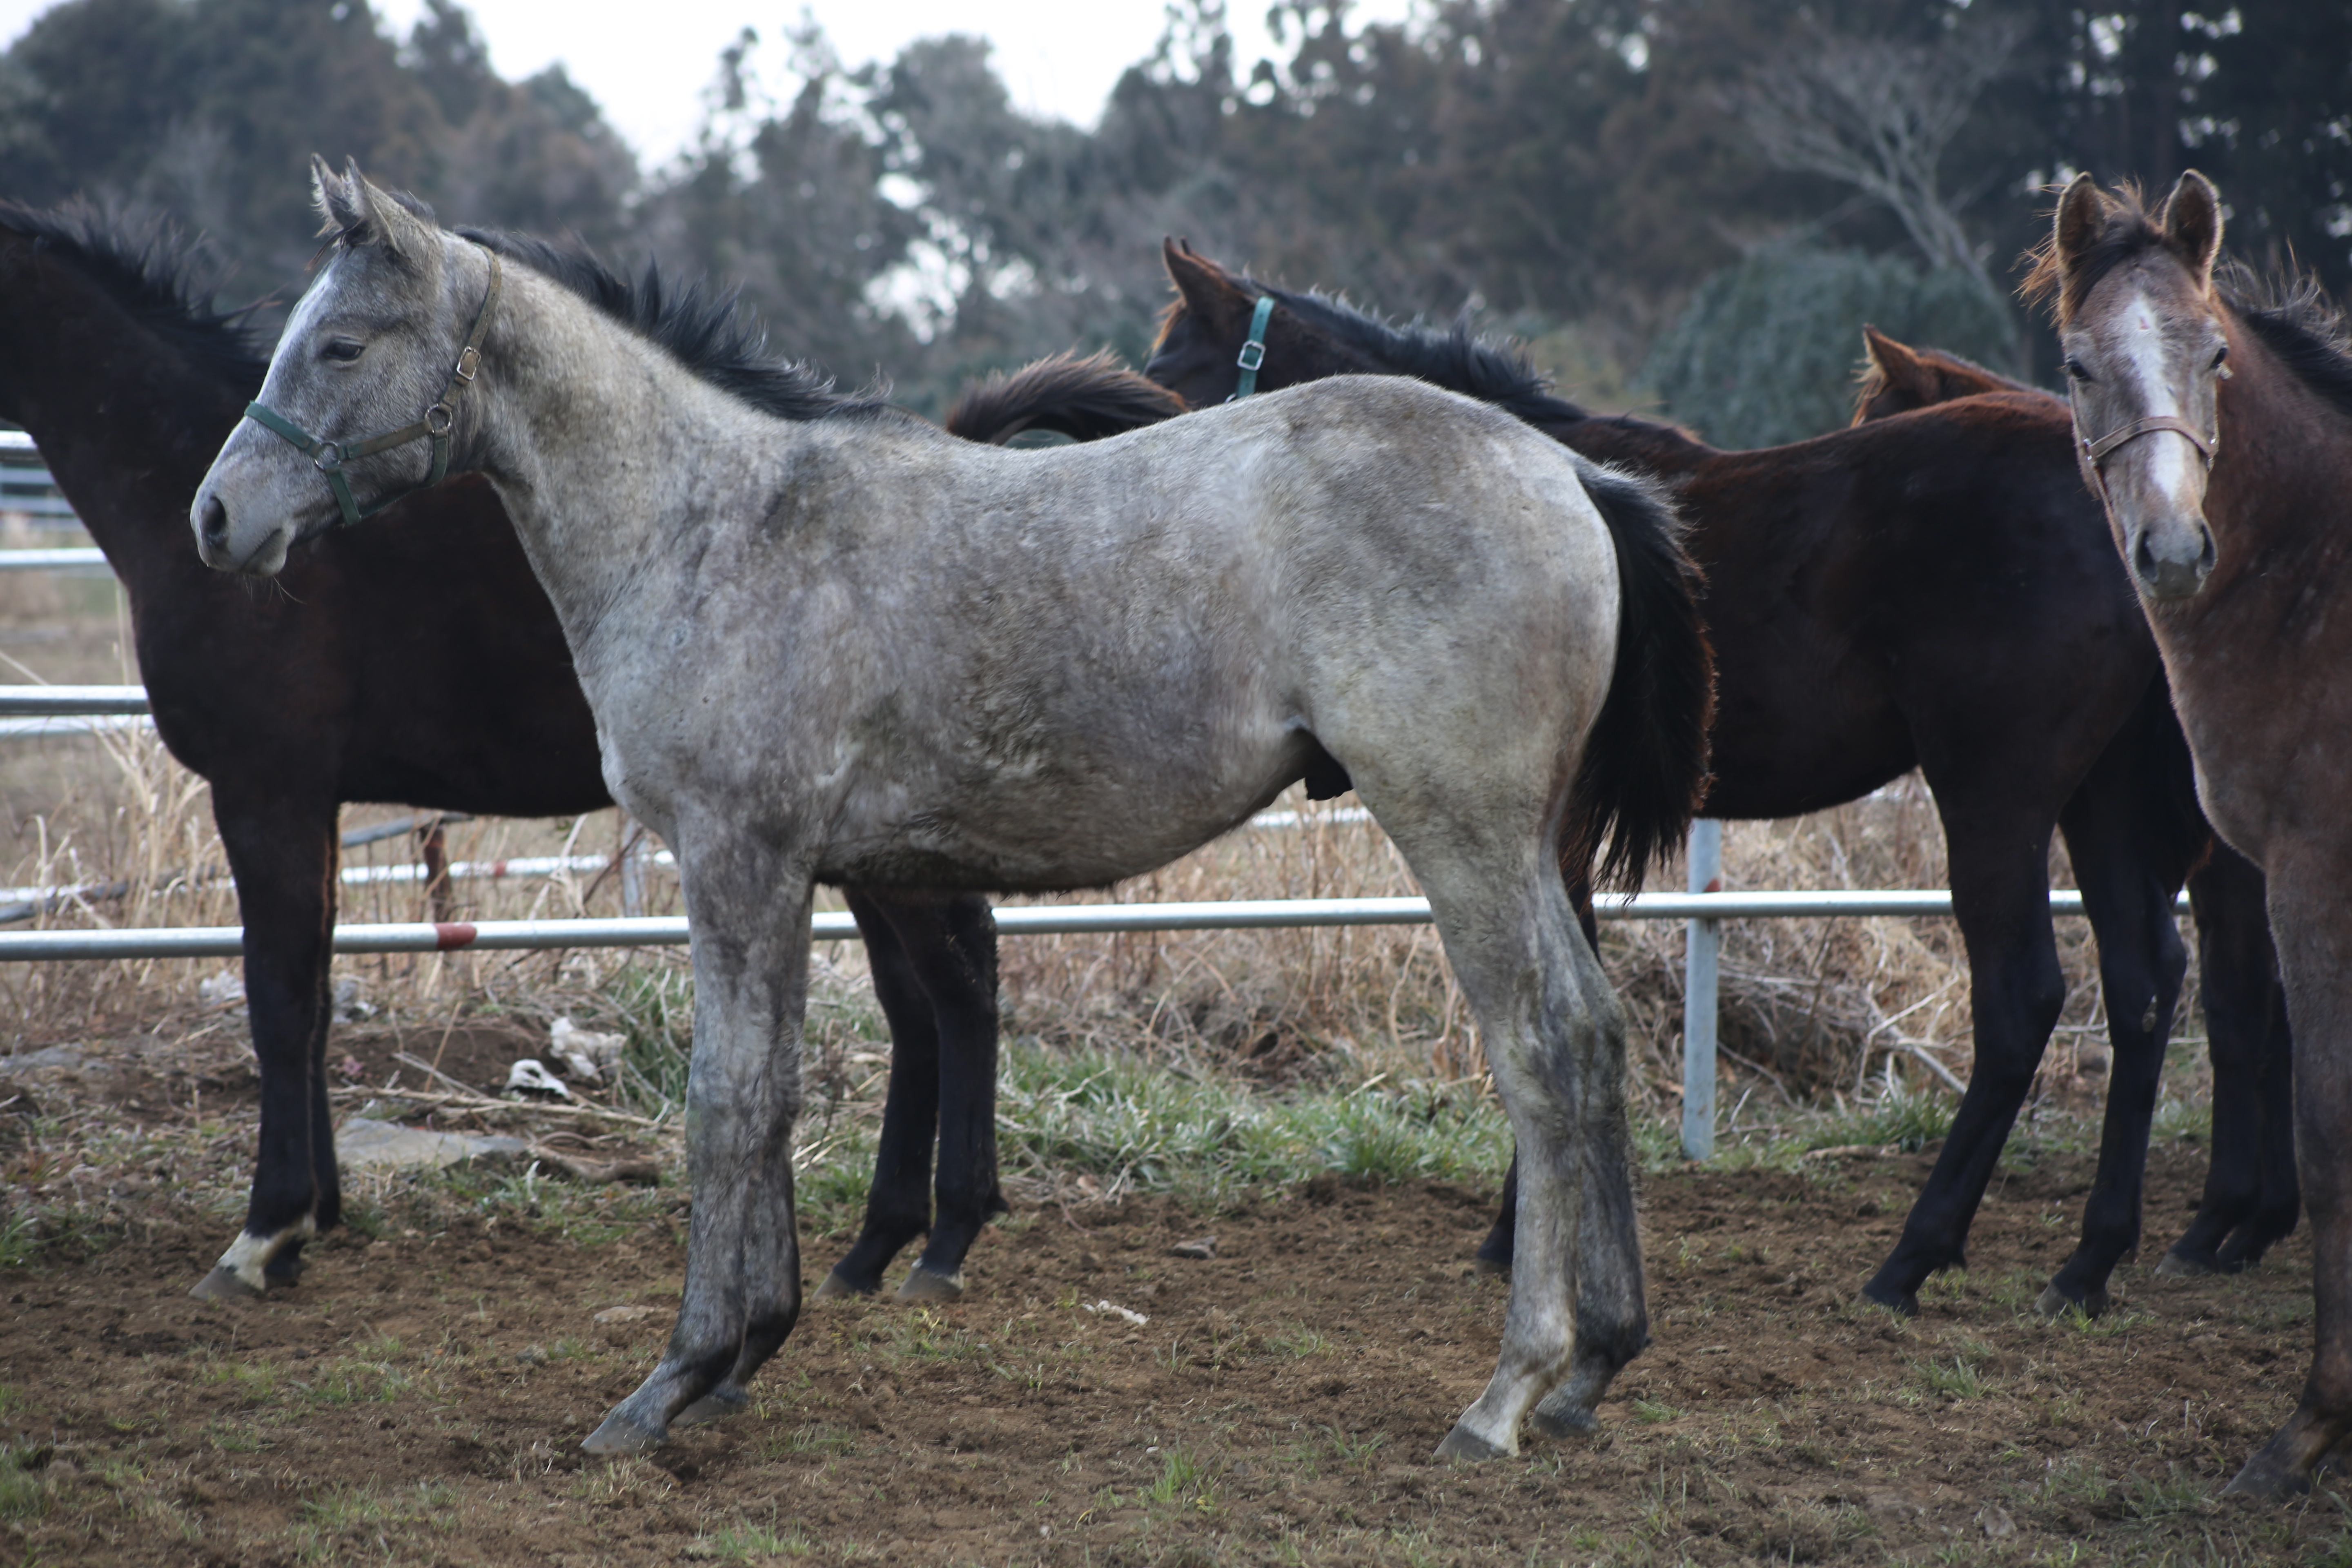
[1681,818,1723,1161]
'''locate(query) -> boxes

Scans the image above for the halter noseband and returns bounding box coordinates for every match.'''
[1228,294,1274,401]
[243,250,503,527]
[2072,407,2217,504]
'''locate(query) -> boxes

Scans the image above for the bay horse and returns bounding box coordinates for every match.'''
[0,197,1177,1312]
[1140,240,2292,1320]
[193,160,1711,1460]
[2032,169,2352,1498]
[1849,325,2299,1293]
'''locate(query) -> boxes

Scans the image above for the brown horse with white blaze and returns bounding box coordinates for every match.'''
[2033,168,2352,1498]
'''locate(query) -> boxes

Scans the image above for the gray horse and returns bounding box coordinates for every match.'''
[192,160,1711,1461]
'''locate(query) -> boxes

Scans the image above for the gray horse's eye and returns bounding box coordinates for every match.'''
[2063,356,2095,384]
[321,338,365,364]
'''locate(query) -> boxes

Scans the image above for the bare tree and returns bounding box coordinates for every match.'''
[1730,16,2023,295]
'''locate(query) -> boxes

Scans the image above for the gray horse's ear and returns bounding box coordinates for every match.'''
[312,153,367,238]
[2053,172,2106,270]
[2160,169,2224,287]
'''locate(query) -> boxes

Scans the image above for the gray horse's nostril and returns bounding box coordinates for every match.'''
[198,494,229,547]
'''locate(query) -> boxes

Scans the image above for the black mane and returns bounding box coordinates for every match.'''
[0,198,270,390]
[1243,276,1606,431]
[459,229,893,423]
[2220,263,2352,424]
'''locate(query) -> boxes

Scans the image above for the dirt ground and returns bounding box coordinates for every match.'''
[2,1057,2346,1568]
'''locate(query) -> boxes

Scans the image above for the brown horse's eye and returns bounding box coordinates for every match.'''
[2212,344,2230,370]
[321,339,364,363]
[2063,357,2095,384]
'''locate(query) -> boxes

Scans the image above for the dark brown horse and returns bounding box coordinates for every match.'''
[0,199,1176,1309]
[2033,170,2346,1498]
[1851,325,2298,1294]
[1138,241,2290,1321]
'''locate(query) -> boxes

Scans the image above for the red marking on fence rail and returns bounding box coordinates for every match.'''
[433,922,479,951]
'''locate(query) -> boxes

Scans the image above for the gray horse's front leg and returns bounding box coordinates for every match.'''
[585,863,813,1456]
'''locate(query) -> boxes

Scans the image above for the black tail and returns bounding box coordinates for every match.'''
[1562,459,1715,894]
[945,350,1187,445]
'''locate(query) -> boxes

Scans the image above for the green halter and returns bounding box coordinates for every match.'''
[1229,294,1274,401]
[243,251,503,527]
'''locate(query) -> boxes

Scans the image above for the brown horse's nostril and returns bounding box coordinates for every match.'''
[198,495,229,548]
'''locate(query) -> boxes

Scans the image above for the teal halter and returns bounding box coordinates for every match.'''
[242,251,503,527]
[1229,294,1274,401]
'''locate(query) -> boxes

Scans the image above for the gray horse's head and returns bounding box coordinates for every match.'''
[192,157,480,576]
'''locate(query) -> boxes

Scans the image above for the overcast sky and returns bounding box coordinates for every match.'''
[0,0,1414,167]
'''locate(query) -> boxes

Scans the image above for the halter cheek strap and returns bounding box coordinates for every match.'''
[1228,294,1274,402]
[2073,408,2218,503]
[243,250,503,528]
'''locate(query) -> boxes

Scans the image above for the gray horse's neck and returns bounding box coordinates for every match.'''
[460,250,820,670]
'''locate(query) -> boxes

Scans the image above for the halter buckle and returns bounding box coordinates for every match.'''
[1235,340,1265,372]
[452,345,480,384]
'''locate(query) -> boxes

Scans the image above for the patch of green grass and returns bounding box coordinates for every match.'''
[0,1213,34,1269]
[1143,1447,1216,1512]
[2061,1305,2155,1339]
[298,1357,411,1407]
[980,1044,1508,1203]
[1905,1356,1989,1401]
[198,1357,281,1405]
[290,1481,458,1564]
[1631,1397,1682,1424]
[686,1519,819,1560]
[1269,1324,1332,1358]
[2119,1465,2212,1521]
[2152,1095,2212,1145]
[1322,1427,1388,1466]
[0,1444,49,1520]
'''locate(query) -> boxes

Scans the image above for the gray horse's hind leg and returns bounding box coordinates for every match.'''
[1399,849,1637,1460]
[585,864,813,1456]
[1531,1125,1648,1436]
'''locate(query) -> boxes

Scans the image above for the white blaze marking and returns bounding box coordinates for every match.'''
[2120,288,2194,506]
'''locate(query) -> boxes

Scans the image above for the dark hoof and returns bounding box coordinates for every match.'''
[896,1265,964,1303]
[1433,1422,1510,1461]
[2036,1283,2108,1319]
[675,1388,750,1428]
[2223,1450,2311,1500]
[581,1408,667,1456]
[1529,1399,1599,1440]
[189,1266,264,1303]
[264,1249,305,1285]
[2156,1250,2217,1280]
[812,1268,875,1301]
[1859,1281,1918,1316]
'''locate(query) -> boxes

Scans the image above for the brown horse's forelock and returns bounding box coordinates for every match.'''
[2022,183,2166,324]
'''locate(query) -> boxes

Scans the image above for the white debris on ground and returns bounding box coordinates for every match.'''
[1082,1300,1149,1326]
[197,970,243,1007]
[548,1017,626,1084]
[336,1116,528,1172]
[503,1058,572,1098]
